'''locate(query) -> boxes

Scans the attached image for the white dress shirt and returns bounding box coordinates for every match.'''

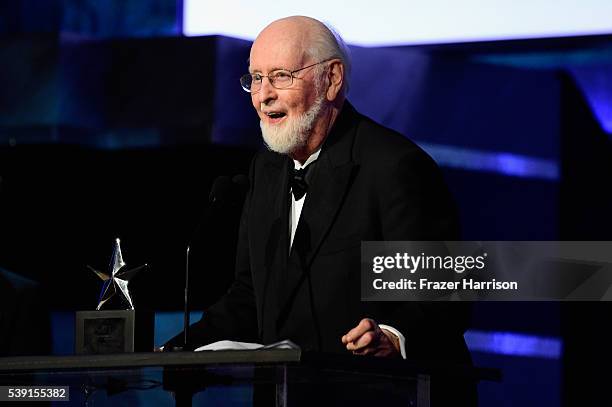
[289,149,321,249]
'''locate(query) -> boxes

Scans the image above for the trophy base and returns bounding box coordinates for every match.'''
[75,309,154,354]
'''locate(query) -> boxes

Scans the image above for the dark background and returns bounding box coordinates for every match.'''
[1,1,611,406]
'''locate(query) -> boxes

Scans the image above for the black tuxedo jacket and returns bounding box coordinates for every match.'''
[172,102,471,364]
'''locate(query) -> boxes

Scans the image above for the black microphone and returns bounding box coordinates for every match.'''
[209,176,233,205]
[173,175,249,351]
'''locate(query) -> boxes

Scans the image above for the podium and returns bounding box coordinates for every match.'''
[0,349,499,406]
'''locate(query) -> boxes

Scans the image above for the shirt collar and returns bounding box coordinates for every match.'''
[293,148,321,170]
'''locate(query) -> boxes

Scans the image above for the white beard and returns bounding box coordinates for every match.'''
[260,95,325,155]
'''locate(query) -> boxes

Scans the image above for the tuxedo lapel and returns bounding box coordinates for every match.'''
[293,152,355,267]
[262,157,290,265]
[259,155,291,337]
[277,103,358,329]
[293,102,358,269]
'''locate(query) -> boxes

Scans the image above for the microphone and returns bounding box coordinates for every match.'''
[173,175,249,351]
[209,176,233,205]
[209,175,248,208]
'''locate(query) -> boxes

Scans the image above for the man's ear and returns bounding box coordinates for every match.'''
[326,60,344,101]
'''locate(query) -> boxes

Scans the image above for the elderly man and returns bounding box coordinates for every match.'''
[167,16,471,367]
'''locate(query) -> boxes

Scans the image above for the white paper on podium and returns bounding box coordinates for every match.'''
[195,339,298,352]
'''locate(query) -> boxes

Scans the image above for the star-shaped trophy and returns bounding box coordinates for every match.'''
[88,238,147,310]
[76,238,153,355]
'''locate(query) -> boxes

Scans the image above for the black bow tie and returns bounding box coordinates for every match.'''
[290,164,311,200]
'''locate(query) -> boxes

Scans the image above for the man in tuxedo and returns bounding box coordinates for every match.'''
[167,16,471,367]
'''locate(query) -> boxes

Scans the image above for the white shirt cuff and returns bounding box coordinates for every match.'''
[378,324,406,359]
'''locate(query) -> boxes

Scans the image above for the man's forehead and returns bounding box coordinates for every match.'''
[249,41,306,72]
[249,22,310,72]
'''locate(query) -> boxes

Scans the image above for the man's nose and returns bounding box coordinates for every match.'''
[257,77,277,104]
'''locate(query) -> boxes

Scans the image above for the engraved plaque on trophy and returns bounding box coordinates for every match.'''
[75,238,153,354]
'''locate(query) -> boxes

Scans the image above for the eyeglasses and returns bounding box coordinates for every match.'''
[240,59,332,93]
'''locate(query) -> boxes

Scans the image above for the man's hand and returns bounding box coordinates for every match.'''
[341,318,401,358]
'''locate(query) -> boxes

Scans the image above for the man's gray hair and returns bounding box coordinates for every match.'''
[307,22,351,96]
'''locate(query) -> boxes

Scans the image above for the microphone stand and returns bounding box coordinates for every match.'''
[184,245,190,349]
[168,175,248,352]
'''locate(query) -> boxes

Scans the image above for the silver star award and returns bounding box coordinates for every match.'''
[88,238,147,310]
